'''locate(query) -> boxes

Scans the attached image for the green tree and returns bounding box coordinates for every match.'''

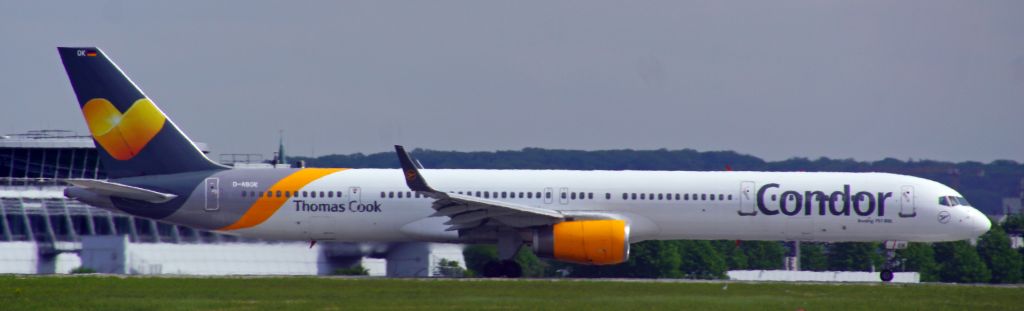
[1003,213,1024,233]
[626,240,682,278]
[462,244,498,276]
[799,243,829,271]
[977,224,1022,283]
[934,241,991,283]
[712,240,748,270]
[741,241,785,270]
[678,240,727,279]
[895,242,939,282]
[827,242,884,271]
[514,246,551,277]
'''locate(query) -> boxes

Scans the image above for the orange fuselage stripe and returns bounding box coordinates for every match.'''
[219,168,344,231]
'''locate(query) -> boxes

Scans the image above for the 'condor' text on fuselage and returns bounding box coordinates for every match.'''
[756,183,894,217]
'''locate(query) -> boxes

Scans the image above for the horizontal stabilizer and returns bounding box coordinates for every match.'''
[65,179,177,203]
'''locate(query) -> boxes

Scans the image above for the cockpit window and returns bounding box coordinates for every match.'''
[939,196,951,206]
[954,196,971,206]
[939,196,972,207]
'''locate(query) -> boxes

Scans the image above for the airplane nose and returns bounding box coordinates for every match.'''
[973,213,992,236]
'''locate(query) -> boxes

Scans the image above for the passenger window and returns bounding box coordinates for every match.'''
[631,193,637,200]
[605,193,611,200]
[257,191,263,198]
[388,192,394,198]
[562,192,567,199]
[545,192,551,199]
[502,192,507,198]
[728,194,733,200]
[293,191,299,197]
[571,192,577,200]
[484,192,490,198]
[719,194,724,200]
[649,193,654,200]
[658,194,663,200]
[684,194,689,200]
[337,191,343,198]
[320,191,326,198]
[285,191,291,198]
[380,192,386,198]
[519,192,524,198]
[276,191,282,198]
[701,194,707,200]
[622,193,628,200]
[241,191,247,197]
[327,191,333,198]
[675,194,680,200]
[640,193,646,200]
[527,192,533,199]
[710,194,715,201]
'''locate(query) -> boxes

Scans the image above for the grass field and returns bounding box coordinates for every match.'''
[0,276,1021,310]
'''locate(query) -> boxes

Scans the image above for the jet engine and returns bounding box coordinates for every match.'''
[532,219,630,265]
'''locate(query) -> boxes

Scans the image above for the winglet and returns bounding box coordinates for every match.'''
[395,145,436,192]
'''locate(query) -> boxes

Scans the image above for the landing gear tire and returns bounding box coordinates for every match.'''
[482,261,503,278]
[482,260,522,278]
[501,260,522,278]
[880,269,894,282]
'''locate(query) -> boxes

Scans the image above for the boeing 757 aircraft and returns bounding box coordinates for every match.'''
[57,47,990,280]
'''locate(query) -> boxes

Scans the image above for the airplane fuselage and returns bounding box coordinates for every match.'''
[78,168,989,244]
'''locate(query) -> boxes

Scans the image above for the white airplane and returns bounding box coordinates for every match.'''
[58,47,990,280]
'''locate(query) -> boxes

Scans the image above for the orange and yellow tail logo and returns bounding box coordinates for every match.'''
[82,98,166,160]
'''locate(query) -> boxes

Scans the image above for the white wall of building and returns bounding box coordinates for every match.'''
[0,242,38,273]
[728,270,920,283]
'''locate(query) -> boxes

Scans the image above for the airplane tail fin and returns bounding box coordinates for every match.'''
[57,47,226,179]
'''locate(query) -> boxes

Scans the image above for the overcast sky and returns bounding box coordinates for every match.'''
[2,1,1022,163]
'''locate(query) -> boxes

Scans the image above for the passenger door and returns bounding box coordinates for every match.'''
[899,185,916,217]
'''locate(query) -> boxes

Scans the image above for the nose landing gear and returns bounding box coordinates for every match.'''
[880,241,907,282]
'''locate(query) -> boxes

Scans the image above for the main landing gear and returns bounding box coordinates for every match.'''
[482,230,524,278]
[482,260,522,278]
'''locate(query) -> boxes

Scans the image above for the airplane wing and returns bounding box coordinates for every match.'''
[395,146,564,232]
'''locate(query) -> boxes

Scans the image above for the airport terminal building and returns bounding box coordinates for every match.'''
[0,130,465,276]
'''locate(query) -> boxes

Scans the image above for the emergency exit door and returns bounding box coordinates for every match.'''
[204,178,219,211]
[738,181,757,216]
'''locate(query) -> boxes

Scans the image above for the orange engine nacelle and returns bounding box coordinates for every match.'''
[532,220,630,265]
